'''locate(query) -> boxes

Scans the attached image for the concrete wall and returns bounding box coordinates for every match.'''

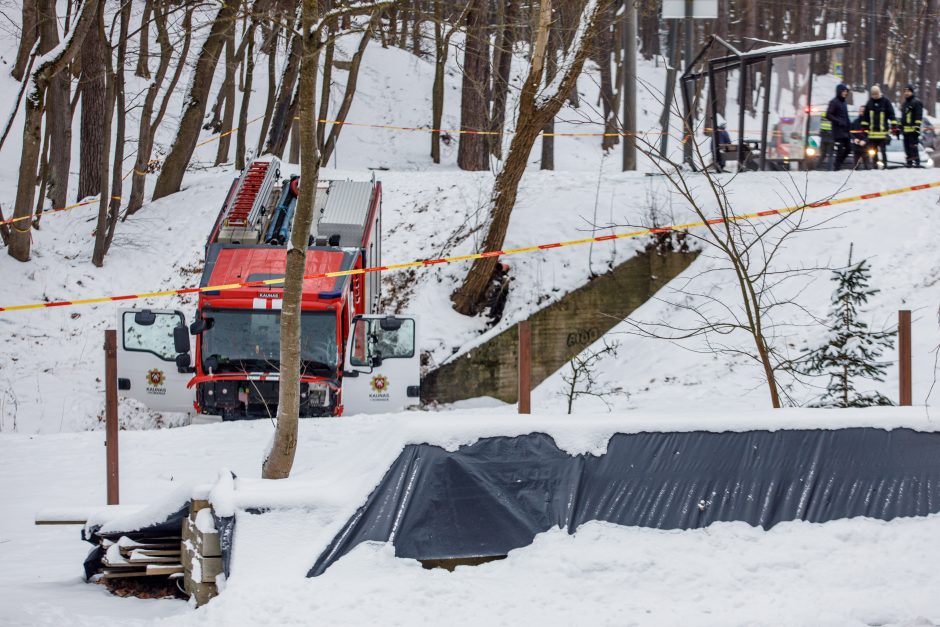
[423,250,699,405]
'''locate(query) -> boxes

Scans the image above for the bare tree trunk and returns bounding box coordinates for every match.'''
[322,13,380,165]
[256,27,280,154]
[540,26,559,171]
[236,23,257,170]
[127,3,194,216]
[152,0,238,201]
[12,0,39,82]
[457,0,490,171]
[8,0,97,262]
[595,1,617,151]
[135,0,153,78]
[93,0,129,267]
[431,0,447,163]
[919,0,936,111]
[411,0,422,56]
[317,19,335,153]
[214,26,238,166]
[265,27,303,157]
[77,0,107,202]
[288,116,301,164]
[452,0,603,315]
[489,0,515,159]
[264,0,322,481]
[38,0,72,212]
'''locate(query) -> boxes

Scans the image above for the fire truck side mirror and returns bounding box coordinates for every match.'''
[190,319,208,335]
[175,353,192,373]
[173,325,191,354]
[134,310,156,326]
[379,316,402,331]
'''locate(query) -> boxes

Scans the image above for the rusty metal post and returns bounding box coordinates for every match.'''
[898,310,912,406]
[104,330,120,504]
[518,321,531,414]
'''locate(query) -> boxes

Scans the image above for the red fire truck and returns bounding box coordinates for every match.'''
[116,157,420,419]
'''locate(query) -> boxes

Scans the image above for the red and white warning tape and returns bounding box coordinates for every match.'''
[1,180,938,314]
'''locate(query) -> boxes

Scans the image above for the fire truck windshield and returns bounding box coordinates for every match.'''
[201,309,337,374]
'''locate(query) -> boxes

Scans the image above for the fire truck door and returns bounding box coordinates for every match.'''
[342,315,420,415]
[116,309,195,413]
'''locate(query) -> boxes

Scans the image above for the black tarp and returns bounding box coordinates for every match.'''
[308,428,940,576]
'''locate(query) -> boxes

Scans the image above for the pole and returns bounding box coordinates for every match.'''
[517,321,531,414]
[759,58,772,171]
[737,61,747,171]
[898,310,912,406]
[104,330,120,504]
[866,0,875,88]
[682,0,694,165]
[622,0,637,170]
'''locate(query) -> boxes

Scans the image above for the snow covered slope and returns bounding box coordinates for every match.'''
[533,170,940,413]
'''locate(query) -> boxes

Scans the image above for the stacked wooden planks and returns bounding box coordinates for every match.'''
[98,535,184,580]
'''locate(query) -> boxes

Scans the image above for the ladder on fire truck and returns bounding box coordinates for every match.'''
[210,157,282,245]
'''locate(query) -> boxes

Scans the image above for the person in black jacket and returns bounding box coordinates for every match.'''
[862,85,897,168]
[850,105,871,170]
[900,84,924,167]
[825,83,851,170]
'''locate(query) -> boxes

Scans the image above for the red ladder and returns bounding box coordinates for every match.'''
[225,161,270,227]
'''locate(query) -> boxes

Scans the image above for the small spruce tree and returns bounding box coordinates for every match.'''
[804,247,896,407]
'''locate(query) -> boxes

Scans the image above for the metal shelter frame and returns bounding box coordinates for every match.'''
[680,37,849,172]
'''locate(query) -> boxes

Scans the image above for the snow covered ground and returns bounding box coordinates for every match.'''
[1,8,940,625]
[2,409,940,626]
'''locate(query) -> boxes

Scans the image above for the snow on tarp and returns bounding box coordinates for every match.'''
[307,427,940,576]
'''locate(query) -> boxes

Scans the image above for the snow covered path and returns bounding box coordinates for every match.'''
[2,411,940,626]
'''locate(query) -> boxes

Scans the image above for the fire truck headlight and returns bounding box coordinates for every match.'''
[805,147,817,157]
[867,148,876,156]
[304,382,330,406]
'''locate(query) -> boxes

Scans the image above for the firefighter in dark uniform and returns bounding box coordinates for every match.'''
[850,105,871,170]
[900,84,924,167]
[862,85,896,169]
[825,84,851,171]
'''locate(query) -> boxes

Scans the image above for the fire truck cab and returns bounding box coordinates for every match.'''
[116,157,420,419]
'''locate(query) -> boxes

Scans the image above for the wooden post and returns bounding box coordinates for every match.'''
[104,329,120,504]
[898,310,912,406]
[517,321,531,414]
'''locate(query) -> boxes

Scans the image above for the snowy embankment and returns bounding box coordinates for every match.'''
[2,409,940,626]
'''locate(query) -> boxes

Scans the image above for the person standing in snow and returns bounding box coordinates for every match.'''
[862,85,896,168]
[900,84,924,167]
[850,106,871,170]
[715,122,732,172]
[824,84,851,171]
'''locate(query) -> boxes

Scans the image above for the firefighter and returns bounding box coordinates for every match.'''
[900,84,924,167]
[850,105,871,170]
[862,85,896,168]
[483,262,511,321]
[825,83,851,171]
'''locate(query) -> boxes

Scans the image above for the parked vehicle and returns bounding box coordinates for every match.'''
[117,157,420,419]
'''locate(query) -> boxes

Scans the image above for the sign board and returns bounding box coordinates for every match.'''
[662,0,718,18]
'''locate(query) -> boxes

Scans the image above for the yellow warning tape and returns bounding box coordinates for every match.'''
[2,180,938,313]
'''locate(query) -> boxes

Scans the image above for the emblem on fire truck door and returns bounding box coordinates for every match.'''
[146,368,167,395]
[370,374,388,393]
